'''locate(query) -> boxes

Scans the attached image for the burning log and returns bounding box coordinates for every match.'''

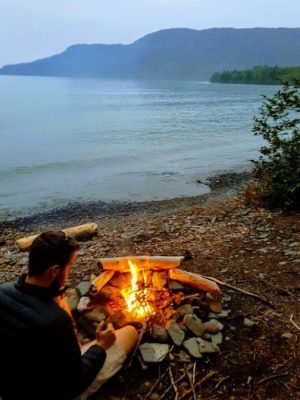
[98,256,185,272]
[169,269,221,296]
[16,223,98,251]
[90,270,115,295]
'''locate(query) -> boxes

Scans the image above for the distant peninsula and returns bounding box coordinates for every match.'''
[1,28,300,81]
[210,65,300,85]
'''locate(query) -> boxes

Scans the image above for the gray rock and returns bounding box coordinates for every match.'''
[18,256,28,266]
[166,320,185,346]
[169,280,184,290]
[208,298,223,313]
[243,318,255,327]
[208,319,224,331]
[183,314,205,337]
[202,321,220,334]
[257,248,268,254]
[77,296,91,312]
[183,338,202,358]
[208,310,230,319]
[150,324,169,343]
[66,288,80,311]
[139,343,169,363]
[177,350,191,363]
[281,332,293,339]
[284,250,297,256]
[84,305,107,323]
[211,332,223,348]
[292,259,300,264]
[77,281,90,297]
[198,338,218,353]
[289,242,300,248]
[177,304,193,316]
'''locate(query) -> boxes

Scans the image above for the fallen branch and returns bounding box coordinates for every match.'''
[290,314,300,332]
[145,371,167,400]
[201,274,274,308]
[185,367,196,400]
[169,367,179,400]
[257,372,289,386]
[215,375,230,389]
[160,372,186,400]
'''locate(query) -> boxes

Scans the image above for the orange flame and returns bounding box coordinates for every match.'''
[121,260,153,318]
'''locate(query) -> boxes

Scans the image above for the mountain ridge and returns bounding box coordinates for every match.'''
[1,27,300,80]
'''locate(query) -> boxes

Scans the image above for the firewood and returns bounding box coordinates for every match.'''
[169,269,221,296]
[89,270,115,295]
[98,256,185,272]
[16,223,98,251]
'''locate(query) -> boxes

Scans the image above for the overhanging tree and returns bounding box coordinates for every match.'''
[252,81,300,210]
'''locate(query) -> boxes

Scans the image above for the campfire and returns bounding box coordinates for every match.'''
[75,256,227,364]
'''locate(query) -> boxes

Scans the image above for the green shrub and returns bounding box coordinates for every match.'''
[252,82,300,210]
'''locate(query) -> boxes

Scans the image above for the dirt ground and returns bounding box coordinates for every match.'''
[0,183,299,400]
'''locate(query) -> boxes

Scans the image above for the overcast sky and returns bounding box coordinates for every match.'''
[0,0,299,66]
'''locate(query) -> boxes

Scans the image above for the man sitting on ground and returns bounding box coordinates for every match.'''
[0,231,138,400]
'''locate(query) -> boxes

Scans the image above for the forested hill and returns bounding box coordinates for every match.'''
[1,28,300,80]
[210,65,300,85]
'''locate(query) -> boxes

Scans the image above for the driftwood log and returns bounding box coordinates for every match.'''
[98,256,185,272]
[16,223,98,251]
[90,270,115,295]
[169,269,221,296]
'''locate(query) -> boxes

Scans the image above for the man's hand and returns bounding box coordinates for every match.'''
[95,321,116,350]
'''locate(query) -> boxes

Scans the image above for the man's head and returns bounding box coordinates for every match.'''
[28,231,80,289]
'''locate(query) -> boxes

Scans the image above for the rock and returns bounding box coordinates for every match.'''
[243,318,255,327]
[284,250,297,256]
[66,288,80,311]
[169,280,184,290]
[77,281,90,297]
[77,296,91,312]
[202,321,220,334]
[257,248,268,254]
[211,332,223,348]
[292,259,300,264]
[183,314,205,337]
[177,350,191,363]
[289,242,299,248]
[18,256,28,266]
[139,343,169,363]
[177,304,193,316]
[150,324,169,343]
[166,320,185,346]
[183,338,202,358]
[197,338,218,353]
[208,298,223,313]
[208,310,230,319]
[208,319,224,331]
[281,332,293,339]
[149,394,160,400]
[84,305,107,323]
[78,249,85,256]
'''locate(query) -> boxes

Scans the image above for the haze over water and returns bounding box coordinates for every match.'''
[0,75,277,217]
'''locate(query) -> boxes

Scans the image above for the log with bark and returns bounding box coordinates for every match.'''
[169,269,221,296]
[97,256,185,272]
[16,223,98,251]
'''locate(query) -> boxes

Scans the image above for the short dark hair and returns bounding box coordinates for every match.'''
[28,231,80,276]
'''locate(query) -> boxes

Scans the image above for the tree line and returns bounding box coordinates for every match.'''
[210,65,300,85]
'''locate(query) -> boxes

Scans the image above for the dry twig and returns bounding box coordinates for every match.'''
[169,367,179,400]
[257,372,289,386]
[290,314,300,331]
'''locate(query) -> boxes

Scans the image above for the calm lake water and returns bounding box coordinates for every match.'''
[0,75,277,217]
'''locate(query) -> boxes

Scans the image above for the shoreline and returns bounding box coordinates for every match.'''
[0,170,253,229]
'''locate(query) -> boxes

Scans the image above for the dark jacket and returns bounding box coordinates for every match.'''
[0,275,106,400]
